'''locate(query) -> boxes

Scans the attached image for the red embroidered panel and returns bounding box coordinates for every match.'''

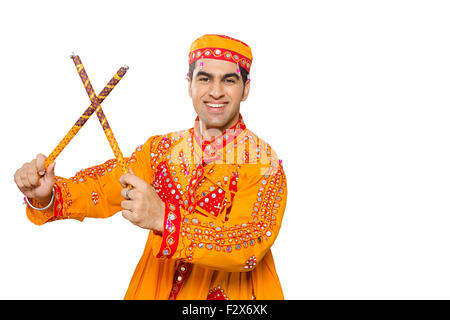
[169,261,192,300]
[153,162,184,207]
[156,203,181,259]
[53,184,64,217]
[196,186,226,217]
[207,286,229,300]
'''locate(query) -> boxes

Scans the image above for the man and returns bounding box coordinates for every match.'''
[14,34,287,300]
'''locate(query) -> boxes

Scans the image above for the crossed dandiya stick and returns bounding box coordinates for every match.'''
[45,54,131,177]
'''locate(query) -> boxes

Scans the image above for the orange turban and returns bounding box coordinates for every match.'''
[188,34,253,73]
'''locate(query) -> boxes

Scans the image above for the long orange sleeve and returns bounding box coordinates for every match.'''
[26,136,159,225]
[151,161,287,273]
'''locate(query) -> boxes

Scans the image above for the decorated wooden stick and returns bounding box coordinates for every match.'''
[70,54,129,174]
[45,65,128,169]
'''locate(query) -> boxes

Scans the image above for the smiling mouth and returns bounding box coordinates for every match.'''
[205,102,227,109]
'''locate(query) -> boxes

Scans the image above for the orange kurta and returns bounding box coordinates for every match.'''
[26,116,287,300]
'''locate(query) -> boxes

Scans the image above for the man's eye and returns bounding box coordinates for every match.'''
[225,78,236,84]
[198,77,209,82]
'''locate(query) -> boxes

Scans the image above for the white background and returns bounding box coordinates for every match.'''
[1,0,450,299]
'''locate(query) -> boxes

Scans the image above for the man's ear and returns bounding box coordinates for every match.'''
[187,77,192,98]
[241,79,251,101]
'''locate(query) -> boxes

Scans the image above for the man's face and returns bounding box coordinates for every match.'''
[188,58,250,133]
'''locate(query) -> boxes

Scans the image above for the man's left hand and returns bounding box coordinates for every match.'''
[119,172,164,233]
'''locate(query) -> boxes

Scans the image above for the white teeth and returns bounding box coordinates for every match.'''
[206,103,225,108]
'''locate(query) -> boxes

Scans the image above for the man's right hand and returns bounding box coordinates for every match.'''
[14,153,56,206]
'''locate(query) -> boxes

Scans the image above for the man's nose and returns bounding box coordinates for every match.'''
[209,80,225,99]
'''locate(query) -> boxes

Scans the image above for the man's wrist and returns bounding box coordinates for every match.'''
[25,188,55,211]
[152,202,165,234]
[35,194,53,207]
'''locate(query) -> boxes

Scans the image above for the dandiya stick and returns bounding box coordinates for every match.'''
[45,64,129,169]
[71,54,130,175]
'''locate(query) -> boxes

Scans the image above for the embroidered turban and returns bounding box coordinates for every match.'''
[188,34,253,73]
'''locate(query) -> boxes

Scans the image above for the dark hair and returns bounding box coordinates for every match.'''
[188,61,249,84]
